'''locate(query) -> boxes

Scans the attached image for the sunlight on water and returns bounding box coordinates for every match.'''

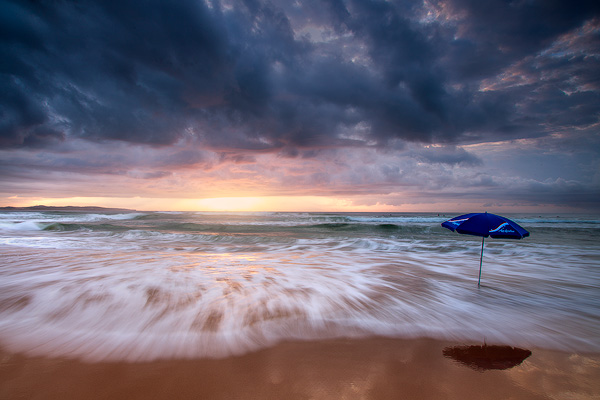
[0,211,599,361]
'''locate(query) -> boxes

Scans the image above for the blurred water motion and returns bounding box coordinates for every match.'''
[0,211,598,361]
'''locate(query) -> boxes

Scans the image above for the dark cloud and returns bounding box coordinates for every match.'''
[126,170,172,180]
[411,146,482,166]
[2,0,598,152]
[1,0,599,210]
[439,178,600,210]
[444,0,599,57]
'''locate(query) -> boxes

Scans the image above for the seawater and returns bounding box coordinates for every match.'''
[0,211,598,361]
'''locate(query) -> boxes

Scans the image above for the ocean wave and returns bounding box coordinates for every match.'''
[1,210,598,361]
[42,222,135,233]
[0,221,45,231]
[1,240,597,362]
[83,212,146,221]
[0,211,145,230]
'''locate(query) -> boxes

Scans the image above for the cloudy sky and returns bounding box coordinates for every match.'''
[1,0,599,212]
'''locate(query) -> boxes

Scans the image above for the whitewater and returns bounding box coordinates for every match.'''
[0,210,598,361]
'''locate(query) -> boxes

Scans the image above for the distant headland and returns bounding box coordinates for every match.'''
[0,205,137,213]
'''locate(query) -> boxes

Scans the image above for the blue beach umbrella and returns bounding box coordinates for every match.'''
[441,212,529,286]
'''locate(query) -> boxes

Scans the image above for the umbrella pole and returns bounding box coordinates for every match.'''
[478,236,485,287]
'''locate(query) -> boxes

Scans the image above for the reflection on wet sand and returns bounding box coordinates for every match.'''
[443,344,532,371]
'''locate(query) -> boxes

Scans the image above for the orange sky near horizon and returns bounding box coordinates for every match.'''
[0,195,573,214]
[1,195,405,212]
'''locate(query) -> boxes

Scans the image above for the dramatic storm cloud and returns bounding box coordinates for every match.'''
[1,0,599,211]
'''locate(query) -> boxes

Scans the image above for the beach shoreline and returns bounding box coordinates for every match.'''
[1,337,599,400]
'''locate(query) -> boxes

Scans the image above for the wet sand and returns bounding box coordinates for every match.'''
[1,337,599,400]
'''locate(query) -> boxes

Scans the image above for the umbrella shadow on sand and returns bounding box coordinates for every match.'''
[443,344,532,371]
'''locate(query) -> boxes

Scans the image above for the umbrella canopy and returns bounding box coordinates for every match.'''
[441,212,529,286]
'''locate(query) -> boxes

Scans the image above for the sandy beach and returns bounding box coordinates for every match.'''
[1,337,599,400]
